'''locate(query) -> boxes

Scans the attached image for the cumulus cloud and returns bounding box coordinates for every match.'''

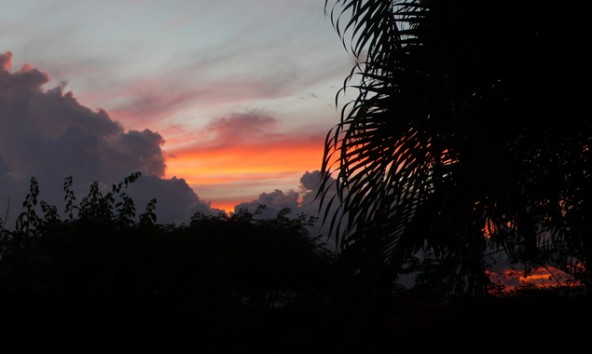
[234,170,332,216]
[126,175,217,225]
[300,170,323,192]
[234,189,300,219]
[0,51,217,225]
[234,170,340,250]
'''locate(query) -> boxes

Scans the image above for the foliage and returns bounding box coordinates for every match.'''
[15,177,40,235]
[321,0,592,295]
[1,174,590,352]
[0,174,349,352]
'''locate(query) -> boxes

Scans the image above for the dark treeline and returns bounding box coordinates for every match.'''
[0,174,390,353]
[0,175,590,353]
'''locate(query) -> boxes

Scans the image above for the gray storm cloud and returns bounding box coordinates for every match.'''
[0,51,215,224]
[234,170,340,250]
[234,189,300,218]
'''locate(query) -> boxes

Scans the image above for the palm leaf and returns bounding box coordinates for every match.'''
[322,0,592,293]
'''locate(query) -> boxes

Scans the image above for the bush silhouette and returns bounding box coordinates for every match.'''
[0,174,344,353]
[1,174,591,353]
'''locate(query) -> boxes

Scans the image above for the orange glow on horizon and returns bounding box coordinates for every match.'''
[164,133,327,208]
[209,198,246,214]
[487,266,581,293]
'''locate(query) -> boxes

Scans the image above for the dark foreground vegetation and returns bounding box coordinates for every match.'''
[1,176,590,353]
[3,0,592,350]
[320,0,592,297]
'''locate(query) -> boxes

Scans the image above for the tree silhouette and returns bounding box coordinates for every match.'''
[0,175,341,353]
[321,0,592,294]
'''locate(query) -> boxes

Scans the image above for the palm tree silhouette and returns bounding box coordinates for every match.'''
[321,0,592,294]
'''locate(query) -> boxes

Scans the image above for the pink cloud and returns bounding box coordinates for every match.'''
[200,111,279,145]
[0,51,12,71]
[105,79,287,131]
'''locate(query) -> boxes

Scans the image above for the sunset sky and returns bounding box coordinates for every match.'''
[0,0,353,217]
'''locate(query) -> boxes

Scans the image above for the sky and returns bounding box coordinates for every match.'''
[0,0,353,223]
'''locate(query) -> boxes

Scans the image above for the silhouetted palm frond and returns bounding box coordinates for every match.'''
[321,0,592,294]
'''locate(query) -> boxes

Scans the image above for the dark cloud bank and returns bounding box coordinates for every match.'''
[0,51,216,224]
[0,51,339,245]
